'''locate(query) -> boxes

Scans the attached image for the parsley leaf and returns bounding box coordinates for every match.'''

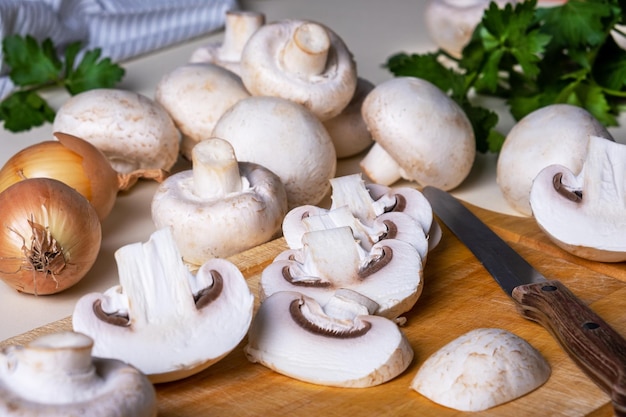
[385,0,626,153]
[1,35,125,133]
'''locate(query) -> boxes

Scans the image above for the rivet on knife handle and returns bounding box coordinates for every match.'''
[512,280,626,415]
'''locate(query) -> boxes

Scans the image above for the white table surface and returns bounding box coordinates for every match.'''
[0,0,623,342]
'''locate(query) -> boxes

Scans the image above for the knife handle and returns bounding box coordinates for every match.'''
[512,279,626,416]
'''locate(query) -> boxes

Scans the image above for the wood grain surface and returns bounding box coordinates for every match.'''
[2,203,625,417]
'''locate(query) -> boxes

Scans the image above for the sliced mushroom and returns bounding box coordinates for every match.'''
[155,63,250,160]
[244,290,414,388]
[0,331,157,417]
[212,96,337,208]
[151,138,287,266]
[72,227,254,383]
[239,19,358,121]
[189,10,266,75]
[359,77,475,191]
[261,225,423,320]
[497,104,613,216]
[529,135,626,262]
[410,328,550,412]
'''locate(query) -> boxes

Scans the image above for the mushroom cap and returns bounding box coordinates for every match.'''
[360,76,475,191]
[151,161,288,265]
[323,77,375,158]
[0,331,157,417]
[239,19,358,121]
[52,89,180,174]
[212,96,337,208]
[155,63,250,160]
[244,291,414,388]
[496,104,612,216]
[529,136,626,262]
[411,328,550,412]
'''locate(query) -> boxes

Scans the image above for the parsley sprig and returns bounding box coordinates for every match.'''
[385,0,626,153]
[1,35,125,133]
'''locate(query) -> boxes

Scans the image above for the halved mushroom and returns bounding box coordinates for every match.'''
[260,225,423,320]
[151,138,287,266]
[244,290,414,388]
[529,135,626,262]
[189,10,266,75]
[239,19,358,121]
[72,227,254,383]
[0,331,157,417]
[410,328,550,412]
[52,89,180,175]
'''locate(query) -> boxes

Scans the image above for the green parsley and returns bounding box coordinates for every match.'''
[1,35,125,133]
[385,0,626,153]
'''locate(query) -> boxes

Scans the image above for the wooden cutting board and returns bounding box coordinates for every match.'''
[2,203,626,417]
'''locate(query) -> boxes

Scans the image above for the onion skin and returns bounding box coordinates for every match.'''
[0,133,120,221]
[0,178,102,295]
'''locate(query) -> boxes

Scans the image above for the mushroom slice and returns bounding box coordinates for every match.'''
[410,328,550,412]
[261,225,423,320]
[0,331,157,417]
[151,138,288,266]
[244,291,414,388]
[239,19,357,121]
[529,135,626,262]
[52,88,180,175]
[72,227,254,383]
[189,10,266,76]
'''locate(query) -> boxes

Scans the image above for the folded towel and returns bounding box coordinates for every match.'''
[0,0,238,100]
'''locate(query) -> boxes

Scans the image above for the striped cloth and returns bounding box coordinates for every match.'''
[0,0,238,100]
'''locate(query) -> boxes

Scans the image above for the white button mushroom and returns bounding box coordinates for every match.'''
[424,0,518,58]
[212,96,337,208]
[261,225,423,320]
[410,328,550,412]
[189,10,266,76]
[53,88,180,175]
[244,290,414,388]
[0,331,157,417]
[72,227,255,383]
[239,19,358,121]
[360,76,476,191]
[155,63,250,160]
[496,104,613,216]
[530,136,626,262]
[151,137,288,266]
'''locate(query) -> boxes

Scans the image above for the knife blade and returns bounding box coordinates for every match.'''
[422,186,626,416]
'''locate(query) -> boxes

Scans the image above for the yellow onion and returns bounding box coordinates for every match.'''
[0,132,168,220]
[0,178,102,295]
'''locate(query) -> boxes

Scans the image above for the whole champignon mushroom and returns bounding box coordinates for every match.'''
[261,225,423,320]
[322,78,375,158]
[359,77,475,190]
[189,10,266,75]
[0,331,157,417]
[53,88,180,175]
[151,137,287,267]
[245,290,414,388]
[72,227,254,383]
[155,63,250,160]
[239,19,358,121]
[497,104,613,216]
[282,173,437,261]
[530,136,626,262]
[424,0,518,58]
[212,96,337,208]
[410,328,550,412]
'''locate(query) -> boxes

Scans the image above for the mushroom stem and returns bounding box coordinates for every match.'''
[219,11,266,62]
[360,143,403,186]
[282,22,331,76]
[192,138,243,199]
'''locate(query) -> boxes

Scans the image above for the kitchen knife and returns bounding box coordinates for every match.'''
[422,186,626,416]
